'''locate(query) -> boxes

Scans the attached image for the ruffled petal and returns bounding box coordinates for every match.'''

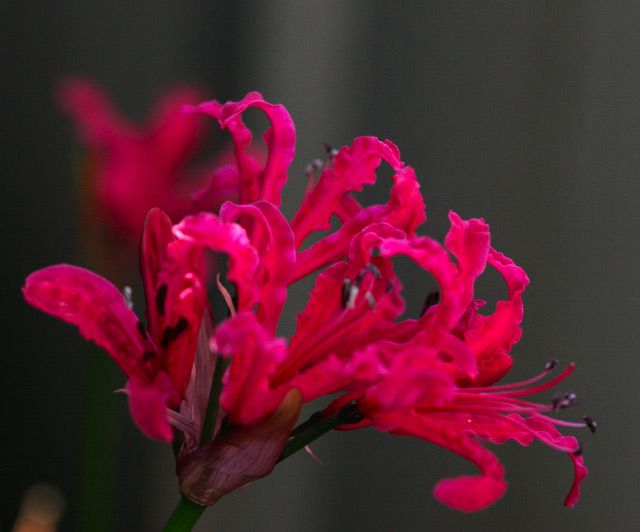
[464,249,529,385]
[191,92,296,206]
[275,224,405,385]
[220,200,295,332]
[173,211,261,312]
[290,344,389,402]
[140,208,207,398]
[155,238,207,398]
[388,416,507,512]
[191,165,240,214]
[23,265,151,382]
[291,137,425,281]
[378,213,490,334]
[215,312,287,426]
[140,208,175,340]
[126,372,179,442]
[490,414,588,507]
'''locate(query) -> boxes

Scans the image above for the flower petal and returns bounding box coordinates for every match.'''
[126,372,178,442]
[464,249,529,385]
[191,92,296,206]
[147,85,208,173]
[291,137,425,281]
[140,208,207,398]
[215,312,287,426]
[140,208,175,340]
[155,239,207,398]
[389,416,506,512]
[23,265,151,382]
[220,200,295,332]
[173,211,261,312]
[56,77,134,147]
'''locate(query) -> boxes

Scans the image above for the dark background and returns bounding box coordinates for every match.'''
[2,1,638,530]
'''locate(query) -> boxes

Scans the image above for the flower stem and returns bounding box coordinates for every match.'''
[162,496,206,532]
[77,345,119,531]
[279,401,363,461]
[200,356,229,445]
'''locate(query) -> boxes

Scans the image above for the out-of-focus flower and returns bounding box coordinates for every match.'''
[24,91,593,513]
[58,78,241,243]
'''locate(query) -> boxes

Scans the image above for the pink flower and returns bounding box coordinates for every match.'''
[58,78,243,241]
[24,91,593,511]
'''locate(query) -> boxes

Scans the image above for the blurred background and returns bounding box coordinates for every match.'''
[2,1,638,530]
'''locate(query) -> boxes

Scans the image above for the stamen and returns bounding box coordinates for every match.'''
[365,291,376,308]
[155,284,168,316]
[583,416,597,433]
[465,360,566,394]
[342,279,359,309]
[123,286,133,310]
[551,391,578,411]
[364,263,382,279]
[544,358,559,371]
[323,142,338,158]
[216,274,236,317]
[498,363,576,397]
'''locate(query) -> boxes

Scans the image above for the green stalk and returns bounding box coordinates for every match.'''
[162,496,206,532]
[200,356,229,445]
[77,345,119,531]
[279,401,363,461]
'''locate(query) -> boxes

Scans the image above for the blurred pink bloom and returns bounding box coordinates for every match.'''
[58,78,241,241]
[24,91,593,511]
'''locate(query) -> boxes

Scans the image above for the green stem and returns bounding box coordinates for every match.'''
[200,356,229,445]
[280,401,363,461]
[77,345,119,531]
[162,496,206,532]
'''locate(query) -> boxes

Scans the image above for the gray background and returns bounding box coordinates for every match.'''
[2,1,637,530]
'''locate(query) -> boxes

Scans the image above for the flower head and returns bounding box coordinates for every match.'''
[24,91,593,511]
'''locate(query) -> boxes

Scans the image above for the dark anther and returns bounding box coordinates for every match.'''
[364,263,382,279]
[551,391,578,411]
[136,320,147,339]
[142,351,156,361]
[365,291,376,308]
[161,317,189,349]
[305,159,324,179]
[323,143,338,158]
[354,264,381,287]
[573,441,583,456]
[155,284,168,316]
[342,279,353,308]
[583,416,597,434]
[544,358,559,371]
[420,290,440,317]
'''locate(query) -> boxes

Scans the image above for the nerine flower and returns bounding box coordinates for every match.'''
[24,91,592,512]
[58,78,244,241]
